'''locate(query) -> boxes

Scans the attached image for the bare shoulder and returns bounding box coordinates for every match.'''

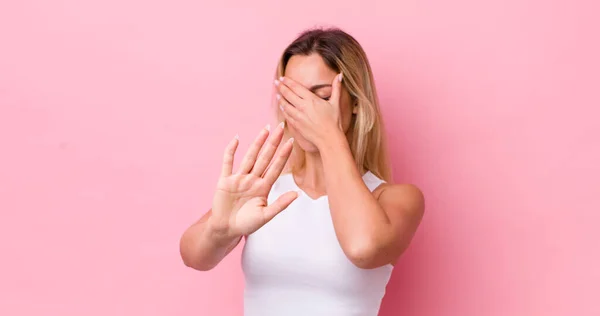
[373,183,425,218]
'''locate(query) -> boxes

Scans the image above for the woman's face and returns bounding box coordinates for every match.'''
[283,53,356,153]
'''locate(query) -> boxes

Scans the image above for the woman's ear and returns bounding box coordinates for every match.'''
[352,102,359,114]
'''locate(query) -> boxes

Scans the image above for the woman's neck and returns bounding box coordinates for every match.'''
[293,151,327,198]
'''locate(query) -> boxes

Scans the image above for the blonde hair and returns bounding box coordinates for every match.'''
[275,27,392,182]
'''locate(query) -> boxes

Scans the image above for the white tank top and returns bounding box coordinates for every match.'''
[242,171,393,316]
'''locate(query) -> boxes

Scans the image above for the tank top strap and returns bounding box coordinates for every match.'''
[362,171,386,192]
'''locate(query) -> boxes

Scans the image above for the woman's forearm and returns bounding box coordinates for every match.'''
[317,133,394,266]
[179,210,242,271]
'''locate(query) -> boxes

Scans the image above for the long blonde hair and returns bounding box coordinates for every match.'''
[275,27,392,182]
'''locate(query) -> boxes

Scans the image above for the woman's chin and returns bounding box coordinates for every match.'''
[293,136,319,153]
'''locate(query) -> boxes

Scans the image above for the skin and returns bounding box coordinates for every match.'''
[277,53,425,268]
[179,123,296,271]
[179,53,424,271]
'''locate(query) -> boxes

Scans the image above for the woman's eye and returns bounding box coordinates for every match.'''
[320,96,331,101]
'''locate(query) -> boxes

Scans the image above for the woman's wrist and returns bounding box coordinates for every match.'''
[205,215,240,248]
[316,128,350,153]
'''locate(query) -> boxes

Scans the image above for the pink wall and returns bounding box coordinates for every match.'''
[1,0,598,315]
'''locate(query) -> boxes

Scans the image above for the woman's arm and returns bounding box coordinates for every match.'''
[179,123,297,271]
[179,210,242,271]
[317,132,425,269]
[275,75,424,269]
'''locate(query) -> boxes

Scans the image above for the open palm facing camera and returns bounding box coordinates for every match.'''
[210,122,298,238]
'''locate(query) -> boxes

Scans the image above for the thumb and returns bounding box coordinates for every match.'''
[329,73,343,107]
[262,191,299,222]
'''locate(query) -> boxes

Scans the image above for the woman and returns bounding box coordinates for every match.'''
[179,27,425,316]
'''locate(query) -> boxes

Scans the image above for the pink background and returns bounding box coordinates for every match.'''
[1,0,598,315]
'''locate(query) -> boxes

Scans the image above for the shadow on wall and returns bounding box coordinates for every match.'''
[374,83,493,316]
[377,86,432,316]
[377,152,440,315]
[379,233,430,316]
[376,83,448,316]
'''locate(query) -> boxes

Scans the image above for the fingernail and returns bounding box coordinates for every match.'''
[279,76,284,81]
[274,79,280,86]
[289,137,295,144]
[279,121,285,129]
[279,104,284,112]
[265,124,271,131]
[234,134,239,140]
[276,94,281,100]
[338,73,343,82]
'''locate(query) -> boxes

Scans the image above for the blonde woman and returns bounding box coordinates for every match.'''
[180,27,425,316]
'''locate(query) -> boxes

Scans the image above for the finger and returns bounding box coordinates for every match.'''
[250,121,285,177]
[279,95,302,121]
[275,80,303,107]
[329,73,343,106]
[278,76,314,99]
[280,98,301,130]
[262,191,299,222]
[237,125,270,174]
[281,110,296,129]
[220,135,239,177]
[281,109,298,131]
[263,137,294,185]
